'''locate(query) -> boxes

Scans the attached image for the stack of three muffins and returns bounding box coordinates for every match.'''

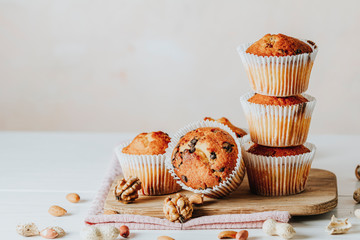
[237,34,318,196]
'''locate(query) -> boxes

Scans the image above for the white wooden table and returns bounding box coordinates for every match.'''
[1,132,359,239]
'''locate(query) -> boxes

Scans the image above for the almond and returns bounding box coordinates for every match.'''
[218,230,237,239]
[236,230,249,240]
[157,236,174,240]
[48,205,67,217]
[66,193,80,203]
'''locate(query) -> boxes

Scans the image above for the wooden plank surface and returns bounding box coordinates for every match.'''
[104,168,338,217]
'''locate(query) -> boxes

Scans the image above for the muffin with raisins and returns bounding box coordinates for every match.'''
[241,139,316,196]
[117,131,181,196]
[203,117,247,138]
[240,92,316,147]
[166,121,246,198]
[237,33,318,96]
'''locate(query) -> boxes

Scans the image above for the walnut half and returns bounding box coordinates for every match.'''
[114,176,142,204]
[163,193,193,223]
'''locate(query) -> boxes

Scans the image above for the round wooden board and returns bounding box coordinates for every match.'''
[104,168,338,217]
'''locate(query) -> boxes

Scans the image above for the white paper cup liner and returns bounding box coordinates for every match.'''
[240,92,316,147]
[115,143,181,196]
[165,120,246,198]
[237,40,318,96]
[241,137,316,196]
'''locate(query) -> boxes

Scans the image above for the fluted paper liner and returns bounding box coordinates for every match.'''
[241,137,316,196]
[116,144,181,196]
[237,41,318,96]
[240,92,316,147]
[165,120,246,198]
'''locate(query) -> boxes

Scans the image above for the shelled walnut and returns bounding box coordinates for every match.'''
[163,193,193,223]
[354,188,360,203]
[356,165,360,181]
[114,176,142,204]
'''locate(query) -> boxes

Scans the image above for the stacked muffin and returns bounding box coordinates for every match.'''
[237,34,318,196]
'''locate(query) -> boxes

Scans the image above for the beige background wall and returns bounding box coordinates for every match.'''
[1,0,359,134]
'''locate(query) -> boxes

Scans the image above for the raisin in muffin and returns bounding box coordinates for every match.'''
[238,34,318,96]
[242,140,316,196]
[204,117,247,138]
[117,131,181,196]
[240,92,316,147]
[246,34,313,57]
[171,127,238,190]
[122,131,170,155]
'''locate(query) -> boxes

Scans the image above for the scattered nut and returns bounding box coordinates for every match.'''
[236,230,248,240]
[119,225,130,238]
[326,215,351,235]
[355,209,360,218]
[48,205,67,217]
[51,227,65,238]
[40,228,58,239]
[16,223,39,237]
[103,210,119,215]
[157,236,174,240]
[218,230,237,239]
[163,193,193,223]
[114,176,142,204]
[189,194,204,205]
[66,193,80,203]
[80,225,119,240]
[263,219,295,239]
[354,188,360,203]
[356,165,360,180]
[40,227,65,239]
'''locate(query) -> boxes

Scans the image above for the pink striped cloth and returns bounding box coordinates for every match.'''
[84,147,291,230]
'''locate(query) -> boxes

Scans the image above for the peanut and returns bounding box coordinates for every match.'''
[236,230,248,240]
[157,236,174,240]
[16,223,39,237]
[48,205,67,217]
[66,193,80,203]
[263,219,295,239]
[40,228,58,239]
[218,230,237,239]
[189,194,204,205]
[51,227,65,237]
[355,209,360,218]
[119,225,129,238]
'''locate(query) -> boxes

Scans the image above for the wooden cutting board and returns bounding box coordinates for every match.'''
[103,168,337,217]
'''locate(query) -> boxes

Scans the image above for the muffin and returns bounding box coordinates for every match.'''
[117,131,181,196]
[242,139,316,196]
[165,121,246,198]
[237,33,318,96]
[204,117,247,138]
[122,131,170,155]
[246,34,313,57]
[240,92,316,147]
[247,143,310,156]
[172,127,238,190]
